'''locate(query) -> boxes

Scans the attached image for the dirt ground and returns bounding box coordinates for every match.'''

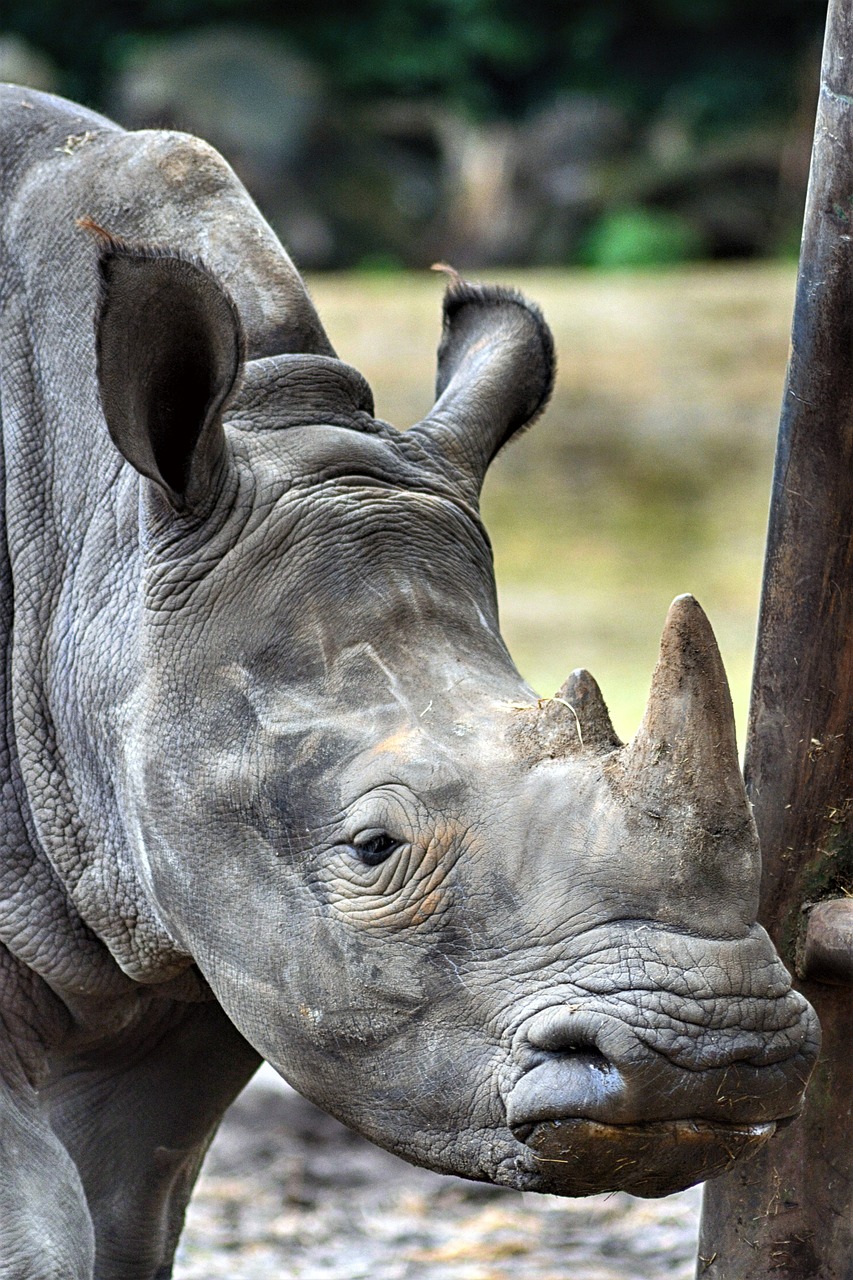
[175,1069,701,1280]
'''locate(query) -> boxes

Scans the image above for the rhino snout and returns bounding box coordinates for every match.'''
[504,997,818,1196]
[508,1000,816,1129]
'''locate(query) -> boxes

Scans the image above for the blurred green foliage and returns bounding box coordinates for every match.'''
[2,0,826,125]
[579,207,704,269]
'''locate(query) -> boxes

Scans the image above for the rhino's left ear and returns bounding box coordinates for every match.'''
[87,222,244,511]
[407,275,555,497]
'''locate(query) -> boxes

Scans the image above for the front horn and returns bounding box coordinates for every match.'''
[612,595,751,834]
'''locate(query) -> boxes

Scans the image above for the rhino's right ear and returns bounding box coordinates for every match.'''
[87,222,244,511]
[407,274,555,499]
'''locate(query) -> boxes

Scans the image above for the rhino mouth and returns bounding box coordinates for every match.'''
[510,1115,779,1197]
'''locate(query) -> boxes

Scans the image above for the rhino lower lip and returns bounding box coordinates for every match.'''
[510,1116,779,1197]
[511,1116,778,1144]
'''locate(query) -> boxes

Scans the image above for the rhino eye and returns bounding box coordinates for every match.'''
[350,830,401,867]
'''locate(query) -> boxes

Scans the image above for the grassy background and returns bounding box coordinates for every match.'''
[307,263,797,748]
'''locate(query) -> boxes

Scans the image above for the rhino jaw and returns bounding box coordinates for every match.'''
[511,1116,778,1198]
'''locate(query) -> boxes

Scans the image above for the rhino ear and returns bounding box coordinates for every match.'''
[407,274,555,498]
[89,224,244,511]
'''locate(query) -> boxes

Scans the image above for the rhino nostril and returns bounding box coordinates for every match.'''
[524,1007,612,1063]
[507,1007,631,1129]
[774,1112,801,1131]
[554,1039,604,1058]
[536,1043,611,1074]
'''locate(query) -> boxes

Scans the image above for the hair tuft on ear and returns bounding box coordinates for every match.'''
[407,274,556,497]
[436,278,555,418]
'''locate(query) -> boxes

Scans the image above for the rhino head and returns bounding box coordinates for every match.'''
[91,234,819,1199]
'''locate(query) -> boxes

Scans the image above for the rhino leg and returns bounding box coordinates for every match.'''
[45,999,260,1280]
[0,946,95,1280]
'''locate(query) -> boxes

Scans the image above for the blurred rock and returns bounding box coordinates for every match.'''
[515,95,630,264]
[521,95,629,199]
[343,94,630,268]
[623,131,797,258]
[112,28,334,265]
[0,34,57,92]
[301,106,444,268]
[114,27,320,166]
[111,52,633,270]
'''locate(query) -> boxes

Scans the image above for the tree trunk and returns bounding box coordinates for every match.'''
[696,1,853,1276]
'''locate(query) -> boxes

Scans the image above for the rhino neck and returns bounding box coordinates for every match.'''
[0,285,196,986]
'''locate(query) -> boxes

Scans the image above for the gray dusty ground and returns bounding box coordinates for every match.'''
[175,1069,701,1280]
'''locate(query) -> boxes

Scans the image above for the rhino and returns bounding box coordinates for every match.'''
[0,85,819,1280]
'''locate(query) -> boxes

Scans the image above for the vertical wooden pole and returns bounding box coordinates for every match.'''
[696,1,853,1275]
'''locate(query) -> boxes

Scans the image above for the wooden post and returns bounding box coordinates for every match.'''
[696,1,853,1275]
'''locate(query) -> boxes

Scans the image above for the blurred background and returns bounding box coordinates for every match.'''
[0,6,830,1274]
[0,1,825,270]
[0,1,826,742]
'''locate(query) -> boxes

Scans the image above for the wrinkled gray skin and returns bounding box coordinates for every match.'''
[0,87,819,1280]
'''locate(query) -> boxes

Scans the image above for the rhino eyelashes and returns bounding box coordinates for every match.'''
[349,830,402,867]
